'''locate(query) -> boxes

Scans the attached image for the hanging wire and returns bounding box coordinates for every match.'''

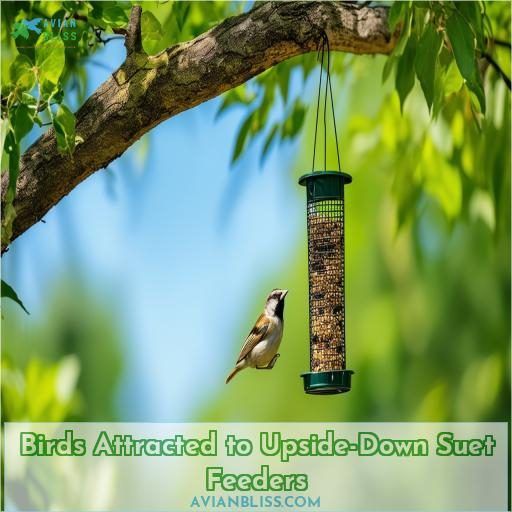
[322,38,328,170]
[311,32,342,173]
[326,37,342,172]
[311,36,325,173]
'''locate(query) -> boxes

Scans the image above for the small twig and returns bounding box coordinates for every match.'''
[482,51,511,90]
[489,38,511,49]
[103,36,124,43]
[73,13,127,35]
[92,28,124,45]
[125,5,143,56]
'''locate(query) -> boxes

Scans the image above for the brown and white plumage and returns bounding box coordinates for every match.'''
[226,289,288,383]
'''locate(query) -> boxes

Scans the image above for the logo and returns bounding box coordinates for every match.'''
[11,17,83,45]
[11,18,43,39]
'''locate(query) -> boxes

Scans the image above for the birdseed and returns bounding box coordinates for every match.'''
[307,199,345,372]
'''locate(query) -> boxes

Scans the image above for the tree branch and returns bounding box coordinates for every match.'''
[124,5,143,56]
[1,1,395,252]
[482,51,511,90]
[488,38,511,49]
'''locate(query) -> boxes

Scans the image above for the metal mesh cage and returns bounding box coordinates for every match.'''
[307,198,345,372]
[299,171,353,394]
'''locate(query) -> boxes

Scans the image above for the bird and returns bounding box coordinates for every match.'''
[226,289,288,384]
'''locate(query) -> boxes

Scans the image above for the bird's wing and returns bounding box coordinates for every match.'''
[236,314,270,363]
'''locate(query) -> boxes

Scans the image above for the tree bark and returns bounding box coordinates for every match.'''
[1,1,395,251]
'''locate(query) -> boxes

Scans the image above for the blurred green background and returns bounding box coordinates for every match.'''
[1,1,510,425]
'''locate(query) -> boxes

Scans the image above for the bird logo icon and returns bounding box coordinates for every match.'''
[11,18,43,40]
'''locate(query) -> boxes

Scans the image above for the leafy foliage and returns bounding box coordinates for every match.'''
[0,1,509,429]
[2,355,80,421]
[217,59,317,165]
[2,280,125,421]
[221,1,509,167]
[0,1,510,309]
[202,51,510,424]
[53,102,76,153]
[446,10,485,111]
[415,24,443,110]
[1,278,29,314]
[1,1,241,248]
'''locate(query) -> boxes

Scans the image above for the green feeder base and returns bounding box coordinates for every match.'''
[301,370,354,395]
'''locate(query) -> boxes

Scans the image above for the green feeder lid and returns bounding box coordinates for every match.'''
[298,171,352,201]
[301,370,354,395]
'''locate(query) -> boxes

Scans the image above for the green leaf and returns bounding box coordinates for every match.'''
[388,2,405,33]
[102,6,129,27]
[53,104,76,154]
[431,61,445,119]
[1,84,14,98]
[1,279,29,315]
[141,11,162,41]
[20,92,37,107]
[382,55,397,83]
[418,138,462,220]
[415,25,443,110]
[391,155,421,230]
[443,59,464,96]
[2,132,20,245]
[40,80,59,102]
[11,104,34,142]
[395,36,416,112]
[215,87,254,119]
[53,88,65,104]
[36,37,65,84]
[256,87,273,128]
[231,111,255,164]
[4,131,20,196]
[276,66,290,105]
[393,6,412,57]
[446,13,476,81]
[281,100,306,139]
[0,118,10,157]
[260,124,279,165]
[466,76,486,115]
[10,54,36,91]
[173,2,191,33]
[446,12,485,113]
[455,2,484,50]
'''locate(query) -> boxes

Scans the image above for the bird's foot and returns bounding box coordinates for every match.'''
[256,353,280,370]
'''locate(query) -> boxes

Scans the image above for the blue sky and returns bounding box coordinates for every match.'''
[2,40,304,420]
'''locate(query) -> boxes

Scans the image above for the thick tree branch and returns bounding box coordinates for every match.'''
[1,1,395,251]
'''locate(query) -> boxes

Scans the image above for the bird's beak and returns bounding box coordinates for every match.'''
[281,290,288,300]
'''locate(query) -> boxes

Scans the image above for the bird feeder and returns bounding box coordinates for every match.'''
[299,171,353,394]
[299,34,354,394]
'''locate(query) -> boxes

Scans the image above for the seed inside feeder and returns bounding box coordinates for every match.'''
[307,205,345,373]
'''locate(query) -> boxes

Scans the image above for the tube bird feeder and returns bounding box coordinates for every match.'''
[299,33,353,394]
[299,171,353,394]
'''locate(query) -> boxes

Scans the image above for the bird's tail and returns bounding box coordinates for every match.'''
[226,363,243,384]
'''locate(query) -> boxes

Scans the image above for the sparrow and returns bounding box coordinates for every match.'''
[226,289,288,384]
